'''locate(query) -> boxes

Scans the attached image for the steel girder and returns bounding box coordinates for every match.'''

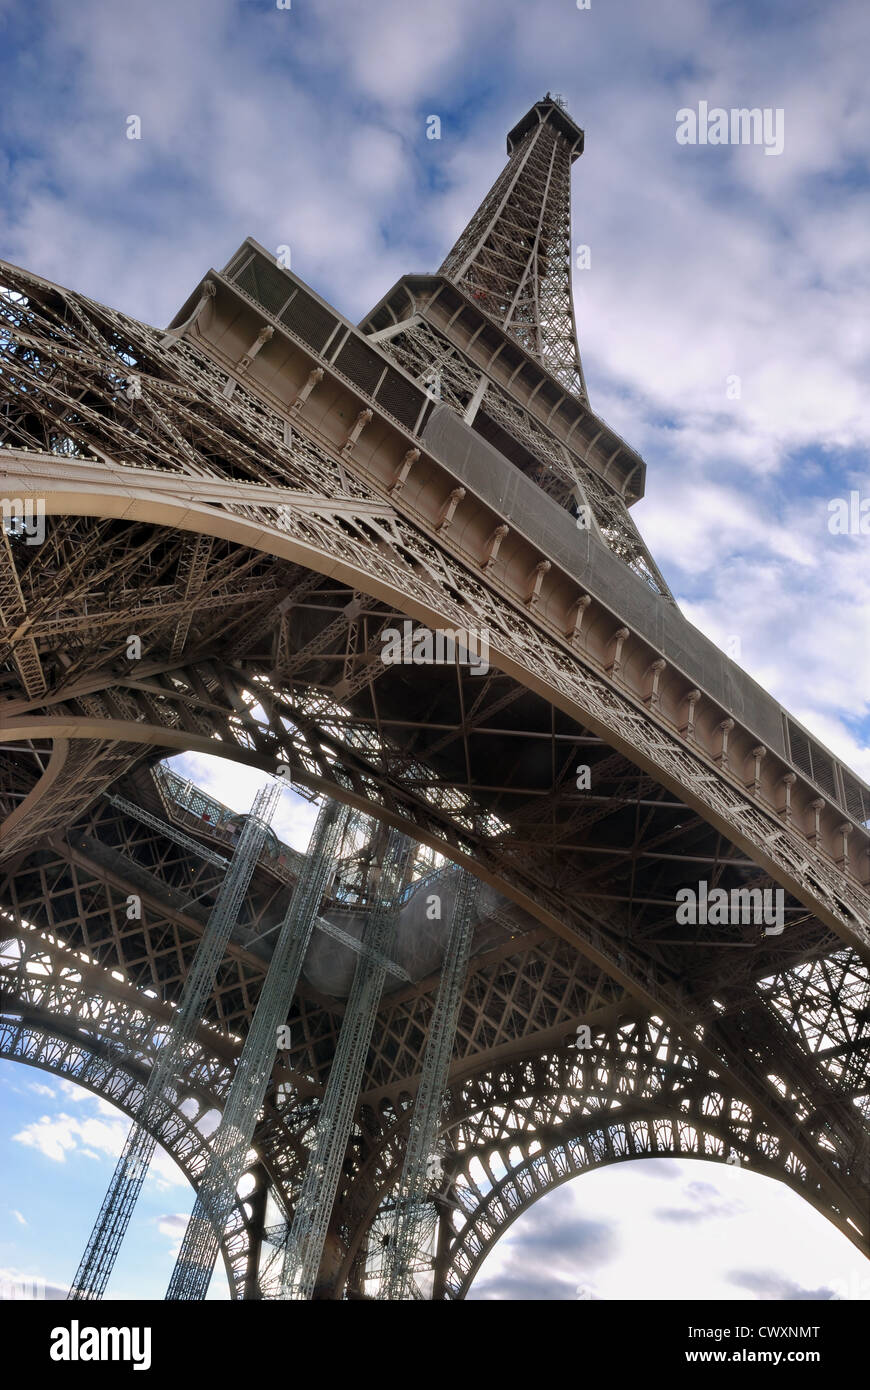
[333,995,870,1297]
[0,942,259,1296]
[0,165,868,1298]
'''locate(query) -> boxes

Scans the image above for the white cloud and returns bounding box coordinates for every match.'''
[636,480,870,778]
[12,1104,188,1190]
[166,752,321,851]
[0,1265,65,1300]
[156,1211,190,1259]
[471,1158,870,1300]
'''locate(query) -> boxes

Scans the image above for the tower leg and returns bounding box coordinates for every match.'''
[431,1206,452,1302]
[242,1166,269,1301]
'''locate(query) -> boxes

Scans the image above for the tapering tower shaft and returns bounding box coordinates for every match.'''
[439,96,587,400]
[362,97,674,599]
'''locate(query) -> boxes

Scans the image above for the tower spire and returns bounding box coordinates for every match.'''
[439,97,587,401]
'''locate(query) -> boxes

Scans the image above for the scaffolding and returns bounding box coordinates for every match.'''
[106,793,229,869]
[153,764,304,881]
[380,868,479,1299]
[165,798,349,1300]
[67,781,282,1301]
[281,826,413,1300]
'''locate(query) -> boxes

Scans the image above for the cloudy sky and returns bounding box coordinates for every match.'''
[1,0,868,1299]
[469,1159,870,1302]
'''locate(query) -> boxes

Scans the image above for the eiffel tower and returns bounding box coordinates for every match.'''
[1,96,868,1300]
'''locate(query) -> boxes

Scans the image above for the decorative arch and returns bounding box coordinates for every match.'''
[334,1014,868,1299]
[444,1105,834,1301]
[0,1000,256,1298]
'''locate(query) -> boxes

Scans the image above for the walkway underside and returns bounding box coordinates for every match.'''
[1,259,868,1296]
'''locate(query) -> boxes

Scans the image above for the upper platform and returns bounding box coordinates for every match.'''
[506,95,585,160]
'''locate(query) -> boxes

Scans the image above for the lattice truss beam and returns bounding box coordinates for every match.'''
[0,926,259,1294]
[326,985,870,1300]
[5,691,862,1077]
[1,766,867,1296]
[67,780,282,1300]
[0,251,868,1295]
[3,706,861,1262]
[433,1001,869,1298]
[167,797,349,1301]
[281,826,414,1300]
[1,258,866,920]
[0,998,269,1300]
[377,868,480,1300]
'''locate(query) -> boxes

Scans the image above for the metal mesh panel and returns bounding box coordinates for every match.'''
[375,366,426,431]
[224,249,252,280]
[279,288,337,352]
[812,749,838,801]
[234,258,293,318]
[334,336,387,394]
[787,721,814,782]
[787,719,840,805]
[842,772,868,825]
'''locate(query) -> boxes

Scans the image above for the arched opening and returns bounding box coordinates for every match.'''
[467,1157,870,1301]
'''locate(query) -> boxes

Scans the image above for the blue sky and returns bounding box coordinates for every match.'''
[1,0,868,1299]
[1,0,867,771]
[0,1060,213,1301]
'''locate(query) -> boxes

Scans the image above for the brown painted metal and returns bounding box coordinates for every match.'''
[0,98,868,1298]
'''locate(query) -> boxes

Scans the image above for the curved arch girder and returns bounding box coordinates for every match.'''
[0,931,263,1299]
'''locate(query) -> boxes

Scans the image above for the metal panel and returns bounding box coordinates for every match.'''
[234,258,294,318]
[279,286,338,353]
[422,404,793,761]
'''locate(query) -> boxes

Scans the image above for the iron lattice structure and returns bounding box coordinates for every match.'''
[438,96,587,400]
[1,97,868,1299]
[281,825,415,1300]
[379,866,480,1300]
